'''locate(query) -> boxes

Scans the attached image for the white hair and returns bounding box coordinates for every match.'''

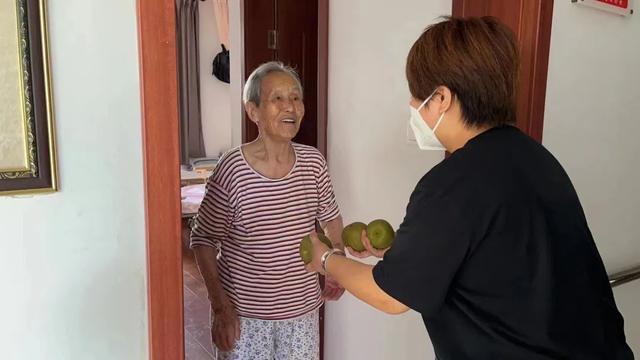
[242,61,303,106]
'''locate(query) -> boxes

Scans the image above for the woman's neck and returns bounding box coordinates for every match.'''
[447,125,492,152]
[249,135,294,164]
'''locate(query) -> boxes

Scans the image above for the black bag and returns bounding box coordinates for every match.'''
[212,44,230,83]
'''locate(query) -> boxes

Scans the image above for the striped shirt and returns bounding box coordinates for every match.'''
[190,143,341,320]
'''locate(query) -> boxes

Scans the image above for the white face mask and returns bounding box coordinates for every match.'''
[409,90,446,151]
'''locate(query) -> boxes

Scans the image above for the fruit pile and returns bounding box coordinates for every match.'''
[299,220,395,264]
[342,220,395,252]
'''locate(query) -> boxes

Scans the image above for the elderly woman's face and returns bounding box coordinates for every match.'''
[251,72,304,141]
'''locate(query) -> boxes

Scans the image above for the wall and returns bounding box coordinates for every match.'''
[326,0,640,358]
[542,0,640,353]
[229,0,244,148]
[199,0,233,157]
[0,1,148,359]
[325,1,450,358]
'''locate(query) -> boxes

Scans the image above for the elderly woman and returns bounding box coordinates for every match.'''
[190,61,344,360]
[306,17,633,359]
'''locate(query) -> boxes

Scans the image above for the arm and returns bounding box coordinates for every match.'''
[318,215,346,301]
[315,155,346,301]
[192,245,240,352]
[306,232,409,314]
[326,255,409,314]
[192,246,233,313]
[190,180,231,307]
[308,188,470,317]
[189,177,240,351]
[320,215,345,250]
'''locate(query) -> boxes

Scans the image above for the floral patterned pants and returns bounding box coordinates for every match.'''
[215,309,319,360]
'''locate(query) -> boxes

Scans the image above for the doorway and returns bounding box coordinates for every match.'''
[137,1,329,359]
[138,1,554,359]
[243,0,321,148]
[452,0,554,142]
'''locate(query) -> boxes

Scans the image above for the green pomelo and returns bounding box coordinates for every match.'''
[342,222,367,252]
[299,233,333,264]
[366,219,395,250]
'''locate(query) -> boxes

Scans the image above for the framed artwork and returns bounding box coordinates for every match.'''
[0,0,57,196]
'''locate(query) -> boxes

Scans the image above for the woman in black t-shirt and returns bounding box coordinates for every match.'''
[304,16,634,359]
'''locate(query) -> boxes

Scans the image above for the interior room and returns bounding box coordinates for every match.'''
[0,0,638,359]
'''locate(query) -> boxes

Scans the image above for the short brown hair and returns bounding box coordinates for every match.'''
[406,16,519,127]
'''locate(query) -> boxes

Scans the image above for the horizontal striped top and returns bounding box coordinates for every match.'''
[190,143,341,320]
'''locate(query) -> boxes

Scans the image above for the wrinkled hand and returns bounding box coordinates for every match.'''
[346,230,389,259]
[211,302,240,352]
[304,232,331,275]
[322,276,345,301]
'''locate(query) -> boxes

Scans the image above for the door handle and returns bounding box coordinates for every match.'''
[268,30,277,50]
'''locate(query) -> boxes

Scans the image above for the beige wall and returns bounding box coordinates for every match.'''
[325,1,450,358]
[199,0,233,157]
[0,1,148,359]
[229,0,243,148]
[543,1,640,353]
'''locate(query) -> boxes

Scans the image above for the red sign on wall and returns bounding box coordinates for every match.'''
[574,0,634,16]
[596,0,629,9]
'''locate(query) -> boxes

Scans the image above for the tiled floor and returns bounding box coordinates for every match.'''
[183,249,215,360]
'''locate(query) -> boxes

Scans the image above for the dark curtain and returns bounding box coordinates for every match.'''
[177,0,206,165]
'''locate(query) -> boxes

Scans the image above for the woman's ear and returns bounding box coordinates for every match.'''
[245,101,260,125]
[436,86,454,113]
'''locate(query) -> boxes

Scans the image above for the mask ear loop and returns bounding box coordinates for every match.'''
[429,89,452,134]
[417,88,439,111]
[432,111,446,133]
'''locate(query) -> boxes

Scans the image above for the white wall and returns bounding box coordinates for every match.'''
[326,1,450,359]
[0,1,148,359]
[543,1,640,354]
[199,1,233,157]
[229,0,244,148]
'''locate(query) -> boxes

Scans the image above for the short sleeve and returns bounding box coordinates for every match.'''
[372,188,470,317]
[189,178,232,251]
[316,157,340,222]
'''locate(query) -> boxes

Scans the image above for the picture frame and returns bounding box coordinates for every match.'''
[0,0,58,196]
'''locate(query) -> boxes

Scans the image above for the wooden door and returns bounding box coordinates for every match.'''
[243,0,320,147]
[452,0,554,142]
[276,0,319,147]
[243,0,276,143]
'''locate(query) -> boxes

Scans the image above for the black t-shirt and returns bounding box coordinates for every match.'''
[373,126,634,360]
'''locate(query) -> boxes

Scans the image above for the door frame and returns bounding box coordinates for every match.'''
[452,0,553,142]
[137,1,330,359]
[137,0,183,359]
[241,0,329,153]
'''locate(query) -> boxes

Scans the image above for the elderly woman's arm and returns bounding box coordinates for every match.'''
[193,246,233,311]
[319,215,346,300]
[190,177,240,352]
[193,246,240,352]
[321,215,344,249]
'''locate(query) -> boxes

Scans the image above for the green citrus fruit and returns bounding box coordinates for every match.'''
[366,219,395,250]
[342,222,367,252]
[299,233,333,264]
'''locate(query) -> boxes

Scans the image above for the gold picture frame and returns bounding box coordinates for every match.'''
[0,0,57,196]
